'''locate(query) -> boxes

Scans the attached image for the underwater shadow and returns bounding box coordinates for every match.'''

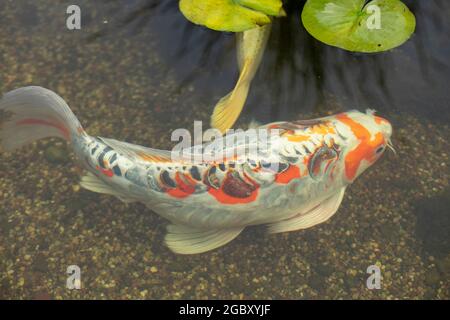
[414,189,450,259]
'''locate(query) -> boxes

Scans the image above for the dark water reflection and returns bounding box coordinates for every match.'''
[92,0,450,124]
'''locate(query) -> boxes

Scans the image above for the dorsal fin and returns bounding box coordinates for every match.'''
[98,137,173,163]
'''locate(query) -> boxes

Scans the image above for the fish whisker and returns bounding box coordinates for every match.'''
[386,138,397,155]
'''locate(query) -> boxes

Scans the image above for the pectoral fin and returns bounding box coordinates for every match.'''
[165,224,244,254]
[268,187,346,234]
[210,61,251,134]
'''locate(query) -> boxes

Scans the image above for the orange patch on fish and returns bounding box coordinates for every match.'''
[138,152,172,163]
[284,133,309,143]
[374,116,388,125]
[96,165,114,177]
[275,165,301,184]
[208,172,259,205]
[336,114,385,180]
[166,172,196,199]
[208,187,259,205]
[311,124,335,135]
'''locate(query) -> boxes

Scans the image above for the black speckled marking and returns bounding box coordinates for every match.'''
[112,165,122,176]
[98,146,113,168]
[91,145,98,155]
[110,153,118,163]
[160,170,176,188]
[205,166,220,189]
[189,166,201,181]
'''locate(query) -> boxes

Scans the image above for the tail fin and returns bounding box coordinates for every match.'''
[210,62,251,134]
[0,86,83,151]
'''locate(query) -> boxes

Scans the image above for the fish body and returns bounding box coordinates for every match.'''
[211,24,271,133]
[0,87,392,254]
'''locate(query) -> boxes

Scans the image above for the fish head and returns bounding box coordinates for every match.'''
[334,110,393,183]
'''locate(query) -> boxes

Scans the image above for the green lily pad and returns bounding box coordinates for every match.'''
[179,0,285,32]
[301,0,416,52]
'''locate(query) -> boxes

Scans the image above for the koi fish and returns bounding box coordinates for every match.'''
[0,87,393,254]
[210,24,271,134]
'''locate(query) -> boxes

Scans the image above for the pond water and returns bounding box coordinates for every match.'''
[0,0,448,299]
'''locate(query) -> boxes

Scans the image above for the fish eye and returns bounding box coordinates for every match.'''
[376,146,385,154]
